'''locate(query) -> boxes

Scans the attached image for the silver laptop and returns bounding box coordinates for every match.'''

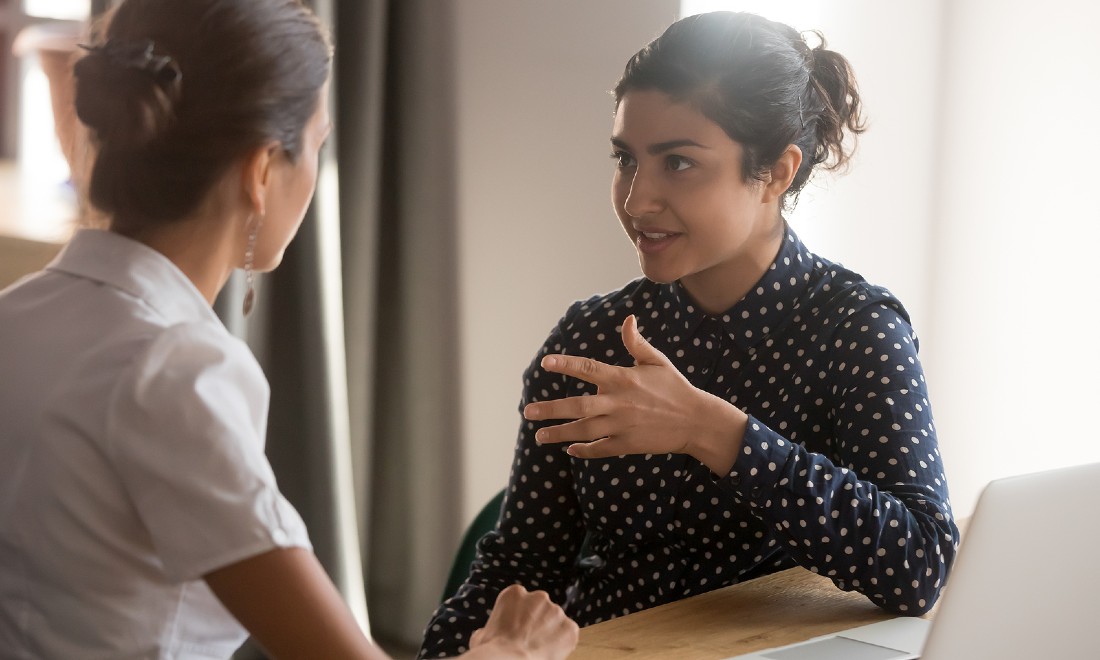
[727,461,1100,660]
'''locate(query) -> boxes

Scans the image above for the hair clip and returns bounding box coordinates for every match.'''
[79,38,181,85]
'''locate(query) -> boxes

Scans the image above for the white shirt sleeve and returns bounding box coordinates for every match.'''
[105,321,312,583]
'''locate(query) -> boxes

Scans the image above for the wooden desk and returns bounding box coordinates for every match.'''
[571,567,914,659]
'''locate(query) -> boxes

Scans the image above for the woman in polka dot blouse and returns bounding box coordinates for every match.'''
[420,11,958,658]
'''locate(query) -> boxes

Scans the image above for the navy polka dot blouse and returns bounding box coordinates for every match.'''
[419,228,959,658]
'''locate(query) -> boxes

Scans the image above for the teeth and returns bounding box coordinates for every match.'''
[642,232,670,239]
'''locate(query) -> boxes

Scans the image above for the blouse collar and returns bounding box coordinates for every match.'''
[648,226,816,354]
[46,229,220,327]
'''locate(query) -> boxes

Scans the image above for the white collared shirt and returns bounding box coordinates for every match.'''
[0,229,311,659]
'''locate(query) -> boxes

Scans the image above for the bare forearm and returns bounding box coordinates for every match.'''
[205,547,386,660]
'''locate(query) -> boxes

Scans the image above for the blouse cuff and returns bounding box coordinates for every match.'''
[716,415,797,508]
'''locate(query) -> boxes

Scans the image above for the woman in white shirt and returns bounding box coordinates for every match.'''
[0,1,577,658]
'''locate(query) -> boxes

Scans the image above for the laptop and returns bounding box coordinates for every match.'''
[725,461,1100,659]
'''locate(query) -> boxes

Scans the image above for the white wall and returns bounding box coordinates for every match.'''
[453,0,680,520]
[927,0,1100,513]
[452,0,1100,525]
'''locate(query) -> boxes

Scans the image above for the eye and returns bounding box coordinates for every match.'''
[665,155,694,172]
[610,150,636,169]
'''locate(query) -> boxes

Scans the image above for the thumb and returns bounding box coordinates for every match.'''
[469,627,485,647]
[622,314,668,366]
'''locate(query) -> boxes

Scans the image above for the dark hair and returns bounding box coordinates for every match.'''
[614,11,865,207]
[74,0,332,230]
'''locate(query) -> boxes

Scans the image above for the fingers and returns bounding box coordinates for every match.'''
[565,436,628,460]
[524,391,604,424]
[486,585,578,659]
[622,314,669,367]
[525,315,678,454]
[526,317,651,423]
[498,582,527,597]
[533,417,617,445]
[490,583,544,614]
[539,353,611,386]
[539,316,666,383]
[492,584,566,623]
[524,394,622,446]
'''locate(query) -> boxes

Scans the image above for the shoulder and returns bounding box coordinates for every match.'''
[134,321,260,380]
[109,320,263,396]
[558,277,655,330]
[802,256,912,337]
[526,279,654,371]
[106,320,267,437]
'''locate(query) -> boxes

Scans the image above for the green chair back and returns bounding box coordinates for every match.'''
[440,488,506,603]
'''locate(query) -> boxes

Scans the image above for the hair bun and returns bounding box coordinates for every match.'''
[74,38,183,151]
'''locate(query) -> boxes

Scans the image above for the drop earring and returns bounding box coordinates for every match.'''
[242,219,260,316]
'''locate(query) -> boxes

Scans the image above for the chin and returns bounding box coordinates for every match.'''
[257,251,286,273]
[638,261,681,285]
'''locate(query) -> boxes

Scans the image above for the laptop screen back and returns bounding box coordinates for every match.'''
[921,461,1100,659]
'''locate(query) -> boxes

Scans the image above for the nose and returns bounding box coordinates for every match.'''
[621,168,663,219]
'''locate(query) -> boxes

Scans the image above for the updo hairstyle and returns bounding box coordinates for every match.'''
[614,11,865,207]
[74,0,332,231]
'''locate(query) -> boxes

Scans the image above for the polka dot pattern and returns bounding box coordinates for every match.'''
[418,229,958,659]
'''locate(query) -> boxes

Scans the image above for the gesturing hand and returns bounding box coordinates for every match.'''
[523,314,747,475]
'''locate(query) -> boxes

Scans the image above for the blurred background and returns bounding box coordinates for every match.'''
[2,0,1097,653]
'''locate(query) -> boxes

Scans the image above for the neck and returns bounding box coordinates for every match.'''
[680,215,786,316]
[115,210,244,306]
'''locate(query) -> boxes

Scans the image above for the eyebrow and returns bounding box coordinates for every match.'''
[610,137,710,155]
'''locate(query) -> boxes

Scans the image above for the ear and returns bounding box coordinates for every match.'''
[761,144,803,204]
[240,142,280,216]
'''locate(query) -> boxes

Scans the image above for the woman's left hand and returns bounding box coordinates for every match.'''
[523,314,747,475]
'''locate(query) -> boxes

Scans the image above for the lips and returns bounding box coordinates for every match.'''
[634,228,681,254]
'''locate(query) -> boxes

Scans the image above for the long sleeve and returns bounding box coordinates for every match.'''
[717,298,958,614]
